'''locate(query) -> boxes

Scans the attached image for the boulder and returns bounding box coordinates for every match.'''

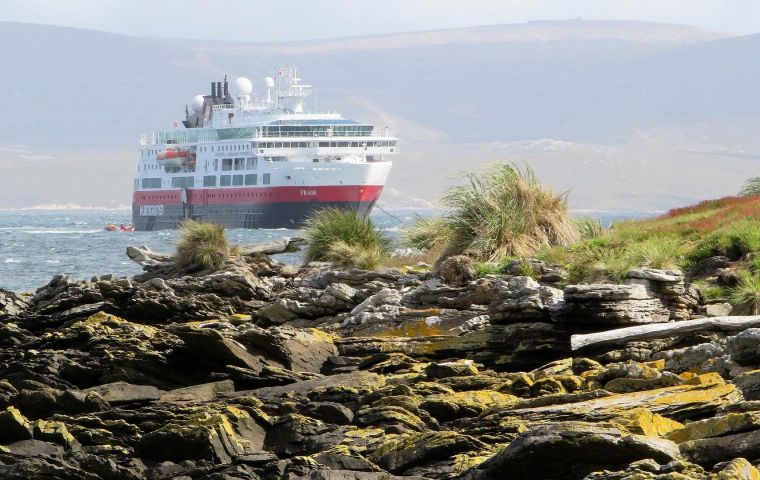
[368,431,483,473]
[666,412,760,443]
[463,423,681,480]
[680,429,760,465]
[424,360,478,379]
[728,328,760,366]
[236,326,338,373]
[0,289,28,318]
[0,407,33,443]
[83,381,162,404]
[486,276,564,324]
[563,284,670,325]
[136,406,265,463]
[734,370,760,400]
[159,380,235,403]
[170,324,267,372]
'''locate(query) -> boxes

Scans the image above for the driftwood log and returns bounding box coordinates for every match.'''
[126,236,305,269]
[571,315,760,351]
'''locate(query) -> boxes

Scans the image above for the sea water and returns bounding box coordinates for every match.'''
[0,209,654,292]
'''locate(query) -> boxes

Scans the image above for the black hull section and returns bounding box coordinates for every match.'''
[132,200,377,231]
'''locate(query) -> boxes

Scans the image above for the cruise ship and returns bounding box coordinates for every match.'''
[132,67,398,230]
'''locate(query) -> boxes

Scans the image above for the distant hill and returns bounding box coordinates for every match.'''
[1,20,758,211]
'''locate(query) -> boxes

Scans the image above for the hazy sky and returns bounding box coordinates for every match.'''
[1,0,759,41]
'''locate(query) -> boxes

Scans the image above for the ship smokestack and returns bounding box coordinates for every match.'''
[217,82,222,99]
[211,82,216,98]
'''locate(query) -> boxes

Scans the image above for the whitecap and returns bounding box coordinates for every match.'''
[4,258,20,263]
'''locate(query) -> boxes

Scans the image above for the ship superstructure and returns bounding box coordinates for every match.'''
[132,67,397,230]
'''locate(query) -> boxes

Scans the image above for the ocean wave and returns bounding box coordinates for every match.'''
[0,227,102,234]
[4,258,20,263]
[0,203,131,212]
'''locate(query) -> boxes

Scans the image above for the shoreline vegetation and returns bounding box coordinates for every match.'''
[5,164,760,478]
[308,163,760,316]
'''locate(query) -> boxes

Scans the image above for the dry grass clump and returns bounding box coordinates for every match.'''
[438,255,476,285]
[304,207,391,270]
[441,163,579,262]
[175,220,234,271]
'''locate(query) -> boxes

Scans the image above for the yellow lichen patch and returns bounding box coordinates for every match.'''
[451,451,493,475]
[612,408,684,437]
[372,318,446,338]
[643,359,666,370]
[684,372,725,386]
[666,412,760,444]
[714,458,760,479]
[306,328,338,343]
[452,390,519,410]
[72,311,157,337]
[33,419,77,448]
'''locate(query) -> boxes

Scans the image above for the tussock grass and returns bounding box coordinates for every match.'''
[730,271,760,315]
[175,220,234,271]
[575,217,604,240]
[625,236,685,270]
[402,216,454,252]
[440,163,579,262]
[304,208,391,270]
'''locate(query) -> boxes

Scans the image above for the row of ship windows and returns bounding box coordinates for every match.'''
[145,141,397,157]
[198,144,248,153]
[141,174,271,189]
[139,191,277,201]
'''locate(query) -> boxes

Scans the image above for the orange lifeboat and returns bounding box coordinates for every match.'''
[157,148,196,169]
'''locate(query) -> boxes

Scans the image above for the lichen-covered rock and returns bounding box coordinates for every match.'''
[0,407,33,443]
[236,325,338,373]
[136,406,265,463]
[666,412,760,443]
[462,423,681,480]
[368,430,483,473]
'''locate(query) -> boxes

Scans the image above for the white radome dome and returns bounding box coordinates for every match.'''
[264,76,275,88]
[235,77,253,96]
[192,95,205,110]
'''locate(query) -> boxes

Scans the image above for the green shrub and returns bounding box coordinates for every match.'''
[740,176,760,196]
[441,163,579,262]
[402,216,454,251]
[175,220,233,271]
[575,217,604,239]
[304,208,391,269]
[730,270,760,314]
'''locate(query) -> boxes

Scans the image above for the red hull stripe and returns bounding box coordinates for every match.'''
[133,185,383,206]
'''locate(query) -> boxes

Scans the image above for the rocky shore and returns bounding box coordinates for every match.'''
[2,241,760,479]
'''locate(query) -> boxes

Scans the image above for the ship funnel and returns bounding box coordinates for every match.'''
[217,82,222,99]
[211,82,216,98]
